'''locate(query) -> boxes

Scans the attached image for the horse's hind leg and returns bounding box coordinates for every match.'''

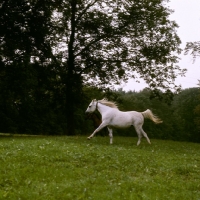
[135,126,151,145]
[135,127,142,146]
[141,128,151,144]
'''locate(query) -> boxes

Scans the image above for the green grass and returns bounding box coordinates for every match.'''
[0,135,200,200]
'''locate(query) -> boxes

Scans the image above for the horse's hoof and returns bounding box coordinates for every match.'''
[87,137,91,140]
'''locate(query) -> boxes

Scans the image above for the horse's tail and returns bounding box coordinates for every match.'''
[141,109,163,124]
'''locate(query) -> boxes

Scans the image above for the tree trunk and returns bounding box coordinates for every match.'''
[66,0,76,135]
[66,72,75,135]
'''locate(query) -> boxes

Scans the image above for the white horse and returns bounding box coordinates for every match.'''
[85,99,162,145]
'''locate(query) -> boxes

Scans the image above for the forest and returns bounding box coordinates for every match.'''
[0,86,200,143]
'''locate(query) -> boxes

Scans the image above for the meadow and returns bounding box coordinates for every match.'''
[0,135,200,200]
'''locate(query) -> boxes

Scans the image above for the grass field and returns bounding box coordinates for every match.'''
[0,135,200,200]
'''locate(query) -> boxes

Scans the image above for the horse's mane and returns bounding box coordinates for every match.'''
[98,98,118,109]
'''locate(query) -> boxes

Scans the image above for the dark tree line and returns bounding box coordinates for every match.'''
[0,83,200,143]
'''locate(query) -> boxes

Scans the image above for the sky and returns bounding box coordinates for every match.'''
[118,0,200,91]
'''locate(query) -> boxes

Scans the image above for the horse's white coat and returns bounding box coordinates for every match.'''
[85,99,162,145]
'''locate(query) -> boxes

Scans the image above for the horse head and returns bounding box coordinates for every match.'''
[85,99,98,114]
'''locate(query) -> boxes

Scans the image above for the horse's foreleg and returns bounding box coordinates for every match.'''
[107,127,113,144]
[87,122,107,140]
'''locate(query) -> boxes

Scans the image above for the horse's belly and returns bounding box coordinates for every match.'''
[109,123,132,129]
[108,116,133,128]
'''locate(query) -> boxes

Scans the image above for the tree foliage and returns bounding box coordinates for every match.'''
[185,41,200,64]
[58,0,185,89]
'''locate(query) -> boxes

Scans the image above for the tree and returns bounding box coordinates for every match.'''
[184,41,200,64]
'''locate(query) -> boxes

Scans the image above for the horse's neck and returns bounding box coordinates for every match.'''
[97,103,114,116]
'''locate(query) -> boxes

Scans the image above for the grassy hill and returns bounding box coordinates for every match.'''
[0,135,200,199]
